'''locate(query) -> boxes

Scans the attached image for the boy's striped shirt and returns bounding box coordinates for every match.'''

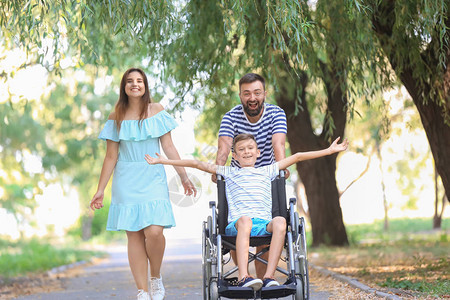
[216,163,279,223]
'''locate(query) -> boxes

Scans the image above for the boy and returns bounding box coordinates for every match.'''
[144,133,348,290]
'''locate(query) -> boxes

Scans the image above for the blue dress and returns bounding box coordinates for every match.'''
[98,110,177,231]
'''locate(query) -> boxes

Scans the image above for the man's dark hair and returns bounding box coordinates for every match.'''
[239,73,265,91]
[232,133,257,151]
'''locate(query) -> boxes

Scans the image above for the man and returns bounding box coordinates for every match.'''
[214,73,288,279]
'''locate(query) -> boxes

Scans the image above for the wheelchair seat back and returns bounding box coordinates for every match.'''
[216,171,288,235]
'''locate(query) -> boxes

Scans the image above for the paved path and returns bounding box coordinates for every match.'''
[16,239,330,300]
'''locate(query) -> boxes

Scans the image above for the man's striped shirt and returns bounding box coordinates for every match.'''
[218,103,287,167]
[216,163,280,223]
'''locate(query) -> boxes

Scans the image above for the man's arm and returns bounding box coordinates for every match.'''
[145,153,218,174]
[272,132,290,178]
[272,106,289,177]
[216,135,233,166]
[278,137,348,170]
[212,135,233,182]
[272,133,286,161]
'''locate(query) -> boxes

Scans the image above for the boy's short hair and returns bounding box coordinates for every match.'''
[233,133,257,151]
[239,73,266,91]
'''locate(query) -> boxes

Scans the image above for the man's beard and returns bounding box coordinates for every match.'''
[243,100,264,117]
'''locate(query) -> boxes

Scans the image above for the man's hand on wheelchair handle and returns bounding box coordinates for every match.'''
[211,174,218,183]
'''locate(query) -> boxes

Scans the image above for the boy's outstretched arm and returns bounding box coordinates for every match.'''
[278,137,348,170]
[145,153,218,174]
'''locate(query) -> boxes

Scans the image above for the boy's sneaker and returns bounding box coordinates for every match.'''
[150,275,165,300]
[262,278,280,287]
[237,276,263,290]
[136,289,150,300]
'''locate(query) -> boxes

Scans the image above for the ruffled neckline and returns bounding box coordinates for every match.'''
[98,110,178,141]
[119,110,165,122]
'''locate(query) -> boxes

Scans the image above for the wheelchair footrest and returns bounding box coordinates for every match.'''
[218,278,297,299]
[261,284,296,298]
[218,278,255,298]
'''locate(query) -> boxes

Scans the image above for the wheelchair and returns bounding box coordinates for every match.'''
[202,171,310,300]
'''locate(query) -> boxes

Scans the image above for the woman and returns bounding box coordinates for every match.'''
[90,68,196,300]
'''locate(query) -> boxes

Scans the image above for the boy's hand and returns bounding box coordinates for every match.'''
[144,153,165,165]
[329,137,349,154]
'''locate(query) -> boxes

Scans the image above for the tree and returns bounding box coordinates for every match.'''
[0,48,48,234]
[360,0,450,202]
[1,0,387,246]
[160,0,389,246]
[348,96,392,230]
[0,55,120,238]
[0,101,46,235]
[39,68,120,239]
[433,163,447,229]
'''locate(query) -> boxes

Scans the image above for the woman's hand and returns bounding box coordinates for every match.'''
[90,191,105,210]
[182,177,197,197]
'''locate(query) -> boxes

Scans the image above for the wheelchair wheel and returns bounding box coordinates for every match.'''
[299,259,309,300]
[294,277,304,300]
[293,214,309,300]
[203,216,216,299]
[202,219,211,300]
[209,279,219,300]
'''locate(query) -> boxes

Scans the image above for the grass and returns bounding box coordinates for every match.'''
[345,217,450,245]
[380,277,449,297]
[0,237,104,280]
[308,217,450,298]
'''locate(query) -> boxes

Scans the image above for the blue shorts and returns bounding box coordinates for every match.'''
[225,217,271,236]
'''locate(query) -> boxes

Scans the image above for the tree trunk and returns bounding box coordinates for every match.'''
[371,0,450,203]
[433,163,447,229]
[81,212,93,241]
[432,196,445,229]
[295,155,348,246]
[294,177,310,220]
[275,70,348,246]
[376,142,389,231]
[403,79,450,204]
[433,164,441,229]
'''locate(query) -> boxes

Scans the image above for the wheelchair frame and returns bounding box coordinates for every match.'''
[202,172,310,300]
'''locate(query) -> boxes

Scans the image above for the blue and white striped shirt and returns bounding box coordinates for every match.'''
[217,163,280,223]
[218,103,287,167]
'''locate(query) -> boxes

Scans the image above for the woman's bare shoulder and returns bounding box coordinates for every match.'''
[150,102,164,114]
[107,111,116,120]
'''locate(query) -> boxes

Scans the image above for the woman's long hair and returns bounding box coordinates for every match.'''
[114,68,152,131]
